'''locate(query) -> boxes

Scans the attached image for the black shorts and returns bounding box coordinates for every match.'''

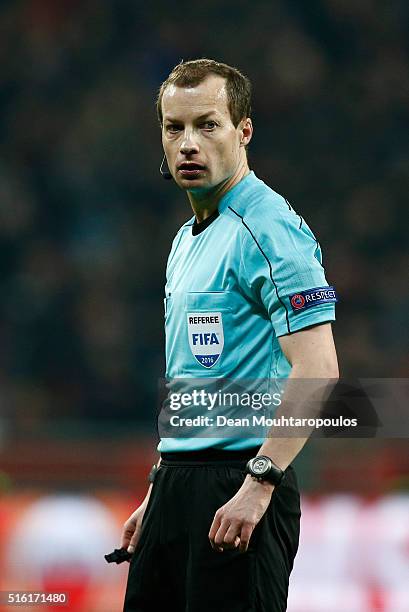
[123,448,301,612]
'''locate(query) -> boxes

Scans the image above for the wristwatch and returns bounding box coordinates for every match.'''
[245,455,285,486]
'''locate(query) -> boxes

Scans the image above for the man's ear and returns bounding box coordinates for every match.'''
[240,118,253,146]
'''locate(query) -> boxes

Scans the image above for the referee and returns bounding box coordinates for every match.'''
[122,59,339,612]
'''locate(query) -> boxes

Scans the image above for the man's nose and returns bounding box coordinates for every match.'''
[180,131,199,155]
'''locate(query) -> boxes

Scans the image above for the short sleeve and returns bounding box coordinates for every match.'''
[240,211,337,336]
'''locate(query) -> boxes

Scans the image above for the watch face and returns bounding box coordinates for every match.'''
[251,457,270,475]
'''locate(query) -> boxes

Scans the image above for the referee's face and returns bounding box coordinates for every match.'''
[161,75,252,193]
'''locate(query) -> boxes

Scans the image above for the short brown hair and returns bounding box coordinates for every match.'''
[156,58,252,127]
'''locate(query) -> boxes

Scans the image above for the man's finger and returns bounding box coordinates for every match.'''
[239,523,254,553]
[222,522,241,546]
[120,524,135,550]
[208,511,222,547]
[127,525,141,554]
[213,520,231,549]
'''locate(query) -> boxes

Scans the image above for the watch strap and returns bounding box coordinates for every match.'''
[246,455,285,486]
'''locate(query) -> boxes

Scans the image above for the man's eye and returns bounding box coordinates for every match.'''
[202,121,217,130]
[166,125,182,133]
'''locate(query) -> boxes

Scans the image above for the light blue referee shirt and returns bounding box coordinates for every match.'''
[159,171,337,452]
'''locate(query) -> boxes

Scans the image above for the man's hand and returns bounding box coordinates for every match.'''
[208,476,274,553]
[121,499,149,556]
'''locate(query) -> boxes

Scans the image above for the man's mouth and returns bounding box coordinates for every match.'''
[177,162,206,177]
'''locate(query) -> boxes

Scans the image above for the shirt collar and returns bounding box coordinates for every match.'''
[217,170,257,215]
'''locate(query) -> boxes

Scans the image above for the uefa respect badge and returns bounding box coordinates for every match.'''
[187,311,224,368]
[289,286,338,312]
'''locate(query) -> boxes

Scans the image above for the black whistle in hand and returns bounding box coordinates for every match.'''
[104,548,133,564]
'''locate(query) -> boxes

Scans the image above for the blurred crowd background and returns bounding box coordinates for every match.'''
[0,0,408,434]
[0,1,408,609]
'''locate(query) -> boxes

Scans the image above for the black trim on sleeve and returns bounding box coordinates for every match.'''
[228,206,291,334]
[284,198,303,230]
[314,240,325,268]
